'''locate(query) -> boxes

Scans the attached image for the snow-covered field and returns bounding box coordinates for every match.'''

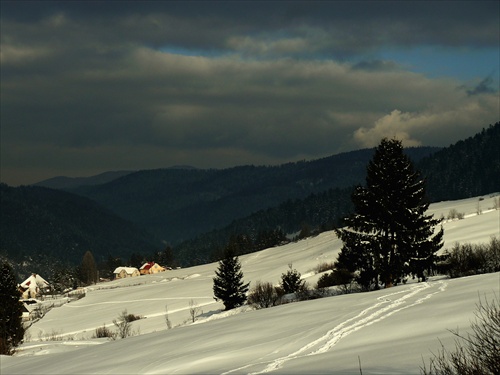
[2,194,499,375]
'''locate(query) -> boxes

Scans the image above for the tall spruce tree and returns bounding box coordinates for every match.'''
[0,260,25,355]
[335,138,443,289]
[81,250,98,285]
[213,248,249,310]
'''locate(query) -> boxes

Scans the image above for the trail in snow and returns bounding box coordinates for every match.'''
[62,296,213,307]
[34,299,216,340]
[223,280,448,375]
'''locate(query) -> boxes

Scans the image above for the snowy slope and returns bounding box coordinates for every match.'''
[2,194,499,375]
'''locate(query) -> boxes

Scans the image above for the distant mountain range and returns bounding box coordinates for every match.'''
[33,171,135,190]
[34,166,199,190]
[58,147,439,246]
[2,122,498,267]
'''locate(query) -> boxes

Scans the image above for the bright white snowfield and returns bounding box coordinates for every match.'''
[2,195,499,375]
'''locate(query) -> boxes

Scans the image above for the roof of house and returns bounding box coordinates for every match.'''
[20,274,49,290]
[140,262,155,270]
[113,267,139,274]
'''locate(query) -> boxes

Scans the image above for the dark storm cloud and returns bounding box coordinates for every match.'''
[1,1,499,185]
[2,1,498,55]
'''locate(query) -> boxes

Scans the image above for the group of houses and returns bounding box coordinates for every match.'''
[16,262,168,322]
[17,262,169,299]
[114,261,168,279]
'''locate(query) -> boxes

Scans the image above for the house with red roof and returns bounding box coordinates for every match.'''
[139,262,166,275]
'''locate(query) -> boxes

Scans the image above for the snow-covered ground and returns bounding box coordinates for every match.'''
[2,194,499,374]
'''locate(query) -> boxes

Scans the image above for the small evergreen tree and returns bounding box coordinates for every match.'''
[335,138,443,289]
[213,248,249,310]
[280,264,305,294]
[0,260,25,355]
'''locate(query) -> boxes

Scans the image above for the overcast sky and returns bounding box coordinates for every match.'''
[1,1,499,186]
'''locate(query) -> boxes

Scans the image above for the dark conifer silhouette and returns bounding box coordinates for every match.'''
[0,260,25,355]
[213,248,249,310]
[81,250,98,285]
[335,138,443,289]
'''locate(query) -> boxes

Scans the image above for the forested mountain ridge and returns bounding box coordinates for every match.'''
[0,184,160,268]
[418,122,500,201]
[63,147,438,245]
[3,122,498,268]
[173,122,500,265]
[174,187,354,265]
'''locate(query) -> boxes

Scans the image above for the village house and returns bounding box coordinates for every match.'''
[19,273,50,299]
[139,262,166,275]
[113,266,140,279]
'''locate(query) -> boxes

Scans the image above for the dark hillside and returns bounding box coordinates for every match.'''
[67,147,438,245]
[0,184,160,266]
[174,187,354,265]
[419,122,500,201]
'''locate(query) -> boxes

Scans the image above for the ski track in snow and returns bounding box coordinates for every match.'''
[222,280,448,375]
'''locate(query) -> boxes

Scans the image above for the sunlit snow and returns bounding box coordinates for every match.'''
[2,194,499,374]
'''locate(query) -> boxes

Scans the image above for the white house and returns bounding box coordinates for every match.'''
[19,273,50,299]
[113,267,140,279]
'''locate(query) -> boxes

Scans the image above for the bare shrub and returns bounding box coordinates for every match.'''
[316,272,336,289]
[113,310,136,339]
[420,296,499,375]
[442,237,500,278]
[165,304,172,330]
[93,324,116,340]
[248,281,282,309]
[447,209,464,220]
[313,262,335,274]
[316,268,355,294]
[124,312,143,323]
[295,282,325,301]
[38,329,68,341]
[476,201,482,215]
[189,300,202,323]
[493,196,500,210]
